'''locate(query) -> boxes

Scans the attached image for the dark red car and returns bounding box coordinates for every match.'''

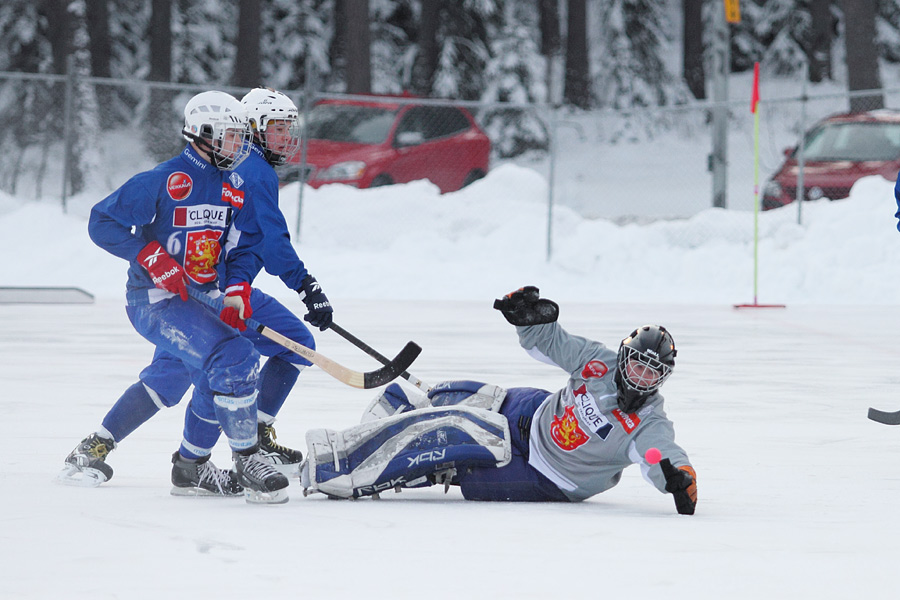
[285,96,490,193]
[762,110,900,210]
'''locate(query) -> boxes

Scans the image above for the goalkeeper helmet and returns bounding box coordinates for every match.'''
[615,325,676,413]
[182,91,252,171]
[240,87,301,166]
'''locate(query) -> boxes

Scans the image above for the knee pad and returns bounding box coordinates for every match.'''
[359,383,424,423]
[427,380,507,412]
[301,405,511,499]
[207,337,260,398]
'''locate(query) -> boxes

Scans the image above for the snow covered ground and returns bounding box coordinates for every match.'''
[2,166,900,598]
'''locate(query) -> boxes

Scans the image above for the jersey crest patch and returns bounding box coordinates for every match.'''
[167,172,193,200]
[550,405,589,451]
[222,182,244,209]
[184,230,223,283]
[612,409,641,434]
[229,171,245,188]
[581,360,609,379]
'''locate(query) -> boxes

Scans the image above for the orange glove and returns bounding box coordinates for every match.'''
[661,459,697,515]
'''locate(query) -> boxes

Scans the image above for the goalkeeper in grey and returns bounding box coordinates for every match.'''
[300,286,697,514]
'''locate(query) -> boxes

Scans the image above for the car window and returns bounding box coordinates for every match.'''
[431,107,471,138]
[395,106,471,143]
[307,104,398,144]
[803,122,900,161]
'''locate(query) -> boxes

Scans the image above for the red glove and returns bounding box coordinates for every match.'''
[220,282,253,331]
[137,241,188,301]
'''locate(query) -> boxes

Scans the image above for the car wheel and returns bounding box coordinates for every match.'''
[370,174,394,188]
[462,169,486,187]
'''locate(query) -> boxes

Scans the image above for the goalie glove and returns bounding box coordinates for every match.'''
[660,458,697,515]
[220,282,253,331]
[492,286,559,326]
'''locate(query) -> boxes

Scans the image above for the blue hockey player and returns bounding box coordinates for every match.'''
[300,287,698,515]
[60,91,296,504]
[165,87,333,484]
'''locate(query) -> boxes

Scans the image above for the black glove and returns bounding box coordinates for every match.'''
[660,458,697,515]
[493,286,559,326]
[297,275,333,331]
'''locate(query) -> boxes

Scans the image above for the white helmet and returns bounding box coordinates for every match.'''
[182,91,253,170]
[240,87,301,166]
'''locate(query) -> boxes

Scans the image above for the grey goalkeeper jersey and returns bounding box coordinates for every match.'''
[517,321,692,502]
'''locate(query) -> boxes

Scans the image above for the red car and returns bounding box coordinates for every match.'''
[762,110,900,210]
[285,97,490,193]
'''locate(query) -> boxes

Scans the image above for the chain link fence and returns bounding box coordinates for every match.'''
[2,68,898,259]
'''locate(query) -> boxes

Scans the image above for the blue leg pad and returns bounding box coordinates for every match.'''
[302,405,511,499]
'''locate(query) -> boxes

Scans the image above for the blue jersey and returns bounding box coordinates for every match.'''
[89,145,264,304]
[894,171,900,232]
[235,145,309,289]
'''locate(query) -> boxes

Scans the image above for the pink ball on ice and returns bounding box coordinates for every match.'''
[644,447,662,465]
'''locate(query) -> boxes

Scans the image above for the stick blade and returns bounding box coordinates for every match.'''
[868,407,900,425]
[362,342,422,389]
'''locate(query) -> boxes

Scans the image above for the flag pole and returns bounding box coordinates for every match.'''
[735,62,785,309]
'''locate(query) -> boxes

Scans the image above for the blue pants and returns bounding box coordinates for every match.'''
[458,387,569,502]
[139,288,313,409]
[125,296,260,423]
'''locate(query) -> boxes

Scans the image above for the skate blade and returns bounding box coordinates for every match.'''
[170,486,243,498]
[56,465,108,487]
[244,488,289,504]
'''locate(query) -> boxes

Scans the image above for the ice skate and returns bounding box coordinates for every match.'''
[170,452,243,497]
[257,422,303,475]
[58,433,116,487]
[233,447,290,504]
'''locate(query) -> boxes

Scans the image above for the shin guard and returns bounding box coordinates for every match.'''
[301,406,511,499]
[213,391,258,452]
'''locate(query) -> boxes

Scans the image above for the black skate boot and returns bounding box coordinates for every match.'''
[233,446,290,504]
[258,422,303,475]
[170,452,243,497]
[58,433,116,487]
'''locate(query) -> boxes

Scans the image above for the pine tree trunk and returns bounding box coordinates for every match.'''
[233,0,261,88]
[44,0,71,75]
[85,0,111,78]
[682,0,704,99]
[344,0,371,94]
[808,0,832,83]
[539,0,560,56]
[147,0,177,161]
[840,0,883,112]
[414,0,440,95]
[539,0,561,104]
[149,0,171,84]
[564,0,589,108]
[85,0,114,124]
